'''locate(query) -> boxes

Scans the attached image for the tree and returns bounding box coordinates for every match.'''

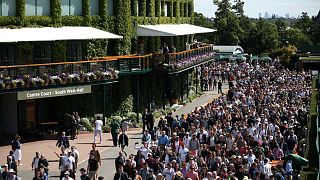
[213,0,242,45]
[285,27,311,48]
[275,19,289,45]
[294,12,312,37]
[250,19,279,54]
[194,12,215,43]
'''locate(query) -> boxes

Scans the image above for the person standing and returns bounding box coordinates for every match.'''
[118,132,129,153]
[111,119,120,147]
[94,116,103,144]
[12,135,22,166]
[217,80,223,94]
[142,109,148,133]
[70,112,77,140]
[6,156,17,175]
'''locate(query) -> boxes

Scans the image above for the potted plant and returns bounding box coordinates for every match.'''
[0,82,5,90]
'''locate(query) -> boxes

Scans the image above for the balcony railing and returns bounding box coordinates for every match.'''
[0,59,120,91]
[0,54,154,91]
[153,45,215,73]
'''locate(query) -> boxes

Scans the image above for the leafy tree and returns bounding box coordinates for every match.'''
[285,27,311,48]
[250,19,279,54]
[294,12,312,37]
[275,19,289,45]
[194,12,215,43]
[213,0,242,45]
[310,15,320,45]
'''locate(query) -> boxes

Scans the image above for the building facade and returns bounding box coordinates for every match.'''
[0,0,202,137]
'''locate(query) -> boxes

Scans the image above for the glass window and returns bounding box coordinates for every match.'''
[25,0,50,16]
[61,0,82,16]
[0,0,16,16]
[25,0,36,16]
[61,0,70,16]
[164,3,167,17]
[70,0,82,16]
[90,0,99,15]
[37,0,50,16]
[107,0,113,16]
[0,45,15,66]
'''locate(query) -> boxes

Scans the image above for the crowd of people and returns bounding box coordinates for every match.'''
[112,60,312,180]
[0,60,313,180]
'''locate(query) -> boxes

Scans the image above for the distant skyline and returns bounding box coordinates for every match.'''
[194,0,320,18]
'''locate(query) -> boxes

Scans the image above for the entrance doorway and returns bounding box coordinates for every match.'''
[26,100,37,129]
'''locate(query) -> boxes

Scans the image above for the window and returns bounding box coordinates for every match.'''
[0,0,16,16]
[164,3,167,17]
[33,43,51,64]
[25,0,50,16]
[90,0,99,15]
[0,45,15,66]
[67,42,82,62]
[61,0,82,16]
[107,0,113,16]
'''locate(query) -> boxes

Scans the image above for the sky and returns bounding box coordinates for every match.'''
[194,0,320,18]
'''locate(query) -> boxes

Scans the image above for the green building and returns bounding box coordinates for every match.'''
[0,0,215,137]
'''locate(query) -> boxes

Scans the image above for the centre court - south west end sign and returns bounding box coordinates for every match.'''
[17,85,91,100]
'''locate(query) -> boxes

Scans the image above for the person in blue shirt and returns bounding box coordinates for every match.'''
[158,131,169,152]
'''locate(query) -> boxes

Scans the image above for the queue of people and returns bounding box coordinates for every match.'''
[112,60,311,180]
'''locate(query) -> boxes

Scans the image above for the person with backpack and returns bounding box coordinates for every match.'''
[11,135,22,166]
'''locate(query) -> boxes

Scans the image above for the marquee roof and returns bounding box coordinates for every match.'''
[0,26,123,42]
[137,24,216,36]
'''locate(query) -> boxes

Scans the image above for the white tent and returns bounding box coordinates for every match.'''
[0,26,123,42]
[137,24,216,36]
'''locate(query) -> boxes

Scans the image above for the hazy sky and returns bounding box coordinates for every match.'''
[194,0,320,18]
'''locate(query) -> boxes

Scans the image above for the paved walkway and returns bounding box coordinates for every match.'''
[0,83,229,179]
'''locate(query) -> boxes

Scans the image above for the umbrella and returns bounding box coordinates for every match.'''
[284,153,309,170]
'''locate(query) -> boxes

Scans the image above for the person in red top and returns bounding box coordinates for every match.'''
[185,166,199,180]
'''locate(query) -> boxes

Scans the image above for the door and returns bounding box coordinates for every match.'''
[26,100,37,129]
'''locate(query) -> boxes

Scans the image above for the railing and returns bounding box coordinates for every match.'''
[0,54,154,91]
[0,58,119,91]
[153,45,215,72]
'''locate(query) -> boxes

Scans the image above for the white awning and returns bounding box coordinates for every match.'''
[137,24,216,36]
[0,26,123,42]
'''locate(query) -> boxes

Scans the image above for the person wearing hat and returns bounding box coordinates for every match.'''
[62,171,73,180]
[79,168,89,180]
[174,171,184,180]
[6,169,19,180]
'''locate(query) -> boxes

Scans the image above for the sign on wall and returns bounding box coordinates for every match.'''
[17,85,91,100]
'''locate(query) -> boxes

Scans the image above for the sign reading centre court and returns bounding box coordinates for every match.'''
[17,85,91,100]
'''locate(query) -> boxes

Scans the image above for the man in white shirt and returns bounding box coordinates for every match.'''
[94,116,103,144]
[178,143,189,162]
[263,158,272,177]
[162,163,175,180]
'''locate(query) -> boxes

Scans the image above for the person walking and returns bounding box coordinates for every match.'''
[87,152,99,180]
[113,164,129,180]
[56,132,70,149]
[12,135,22,166]
[111,119,120,147]
[31,152,41,176]
[90,144,101,166]
[217,80,223,94]
[79,168,90,180]
[94,116,103,144]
